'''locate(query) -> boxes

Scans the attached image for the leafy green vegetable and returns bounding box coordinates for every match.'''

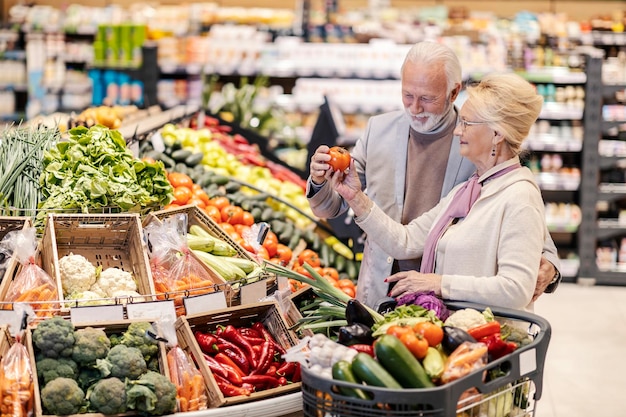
[38,125,173,222]
[371,304,441,337]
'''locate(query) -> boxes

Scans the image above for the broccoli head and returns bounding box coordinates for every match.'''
[87,377,127,415]
[126,371,177,416]
[36,357,79,385]
[32,316,75,358]
[120,321,159,362]
[72,326,111,366]
[41,377,86,415]
[96,344,147,380]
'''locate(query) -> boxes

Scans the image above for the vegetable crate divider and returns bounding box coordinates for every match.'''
[26,318,170,417]
[283,285,315,338]
[142,206,237,309]
[39,213,156,310]
[174,301,301,407]
[0,216,32,290]
[301,301,551,417]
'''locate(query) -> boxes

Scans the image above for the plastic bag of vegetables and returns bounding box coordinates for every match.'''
[2,227,58,319]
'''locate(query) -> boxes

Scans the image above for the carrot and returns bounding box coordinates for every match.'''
[13,283,50,302]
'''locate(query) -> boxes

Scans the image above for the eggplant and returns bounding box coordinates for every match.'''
[337,323,375,346]
[345,299,376,327]
[441,326,477,355]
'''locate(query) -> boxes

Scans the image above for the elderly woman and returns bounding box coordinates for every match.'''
[330,73,546,312]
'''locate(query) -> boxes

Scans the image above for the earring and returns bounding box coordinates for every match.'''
[491,144,496,157]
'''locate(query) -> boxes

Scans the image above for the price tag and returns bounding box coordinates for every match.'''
[150,131,165,152]
[183,291,227,316]
[519,348,537,376]
[126,300,177,322]
[0,310,21,337]
[70,304,124,325]
[240,280,267,305]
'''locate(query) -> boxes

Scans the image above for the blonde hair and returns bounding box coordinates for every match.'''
[466,73,543,155]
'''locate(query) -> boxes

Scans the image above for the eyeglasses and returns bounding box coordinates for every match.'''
[460,119,488,133]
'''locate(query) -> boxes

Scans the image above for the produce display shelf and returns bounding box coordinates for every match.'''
[172,392,302,417]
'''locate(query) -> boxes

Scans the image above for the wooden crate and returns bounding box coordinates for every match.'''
[39,213,156,308]
[26,318,170,417]
[0,216,31,290]
[145,204,258,263]
[0,324,13,361]
[284,285,315,338]
[175,301,301,407]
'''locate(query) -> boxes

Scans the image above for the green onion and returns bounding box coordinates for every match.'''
[263,261,384,323]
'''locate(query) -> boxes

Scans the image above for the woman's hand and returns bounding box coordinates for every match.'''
[385,271,443,298]
[309,145,331,185]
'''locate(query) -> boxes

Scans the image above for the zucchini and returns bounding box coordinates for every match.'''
[185,152,204,167]
[171,149,193,162]
[422,347,444,381]
[373,335,435,389]
[351,352,402,389]
[211,174,230,186]
[287,230,302,250]
[260,207,274,222]
[331,360,371,400]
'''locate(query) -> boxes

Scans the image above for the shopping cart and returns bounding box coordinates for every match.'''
[301,301,551,417]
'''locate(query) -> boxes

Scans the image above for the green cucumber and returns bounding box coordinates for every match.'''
[171,149,193,162]
[331,360,371,400]
[373,335,435,389]
[185,152,204,167]
[351,352,402,389]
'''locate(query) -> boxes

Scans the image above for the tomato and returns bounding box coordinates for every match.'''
[341,286,356,298]
[210,196,230,211]
[321,267,339,282]
[400,332,429,360]
[204,205,222,224]
[386,325,412,339]
[297,249,321,268]
[241,211,255,227]
[221,205,244,225]
[188,196,207,209]
[328,146,351,172]
[255,246,270,260]
[172,186,193,205]
[193,188,211,205]
[412,321,444,348]
[168,172,194,188]
[262,231,278,258]
[275,244,293,264]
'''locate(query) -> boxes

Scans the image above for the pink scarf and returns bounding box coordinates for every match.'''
[419,163,521,273]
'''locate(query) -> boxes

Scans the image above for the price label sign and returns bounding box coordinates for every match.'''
[70,304,125,325]
[240,280,267,305]
[126,300,177,322]
[183,291,227,316]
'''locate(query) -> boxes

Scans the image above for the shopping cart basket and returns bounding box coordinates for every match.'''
[301,301,551,417]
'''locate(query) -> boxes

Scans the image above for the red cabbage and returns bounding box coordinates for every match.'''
[396,291,450,320]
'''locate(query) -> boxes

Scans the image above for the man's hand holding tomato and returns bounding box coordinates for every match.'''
[310,145,351,185]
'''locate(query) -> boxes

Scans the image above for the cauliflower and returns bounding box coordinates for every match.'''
[32,316,75,358]
[36,357,79,385]
[72,326,111,366]
[120,321,159,363]
[87,377,127,414]
[66,290,111,306]
[90,267,137,298]
[59,253,98,297]
[96,344,147,380]
[444,308,488,331]
[126,371,177,416]
[41,377,86,415]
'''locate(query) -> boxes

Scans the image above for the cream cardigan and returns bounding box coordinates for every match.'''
[356,158,545,312]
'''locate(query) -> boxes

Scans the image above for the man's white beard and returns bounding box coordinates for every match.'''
[404,108,446,133]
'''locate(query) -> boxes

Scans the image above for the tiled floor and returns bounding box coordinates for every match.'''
[533,282,626,417]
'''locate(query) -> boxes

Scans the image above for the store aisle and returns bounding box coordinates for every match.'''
[533,282,626,417]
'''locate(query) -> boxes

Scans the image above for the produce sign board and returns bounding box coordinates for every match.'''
[175,301,301,407]
[27,318,170,417]
[39,213,156,309]
[0,216,31,289]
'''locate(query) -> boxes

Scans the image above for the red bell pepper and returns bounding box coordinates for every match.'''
[467,321,501,340]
